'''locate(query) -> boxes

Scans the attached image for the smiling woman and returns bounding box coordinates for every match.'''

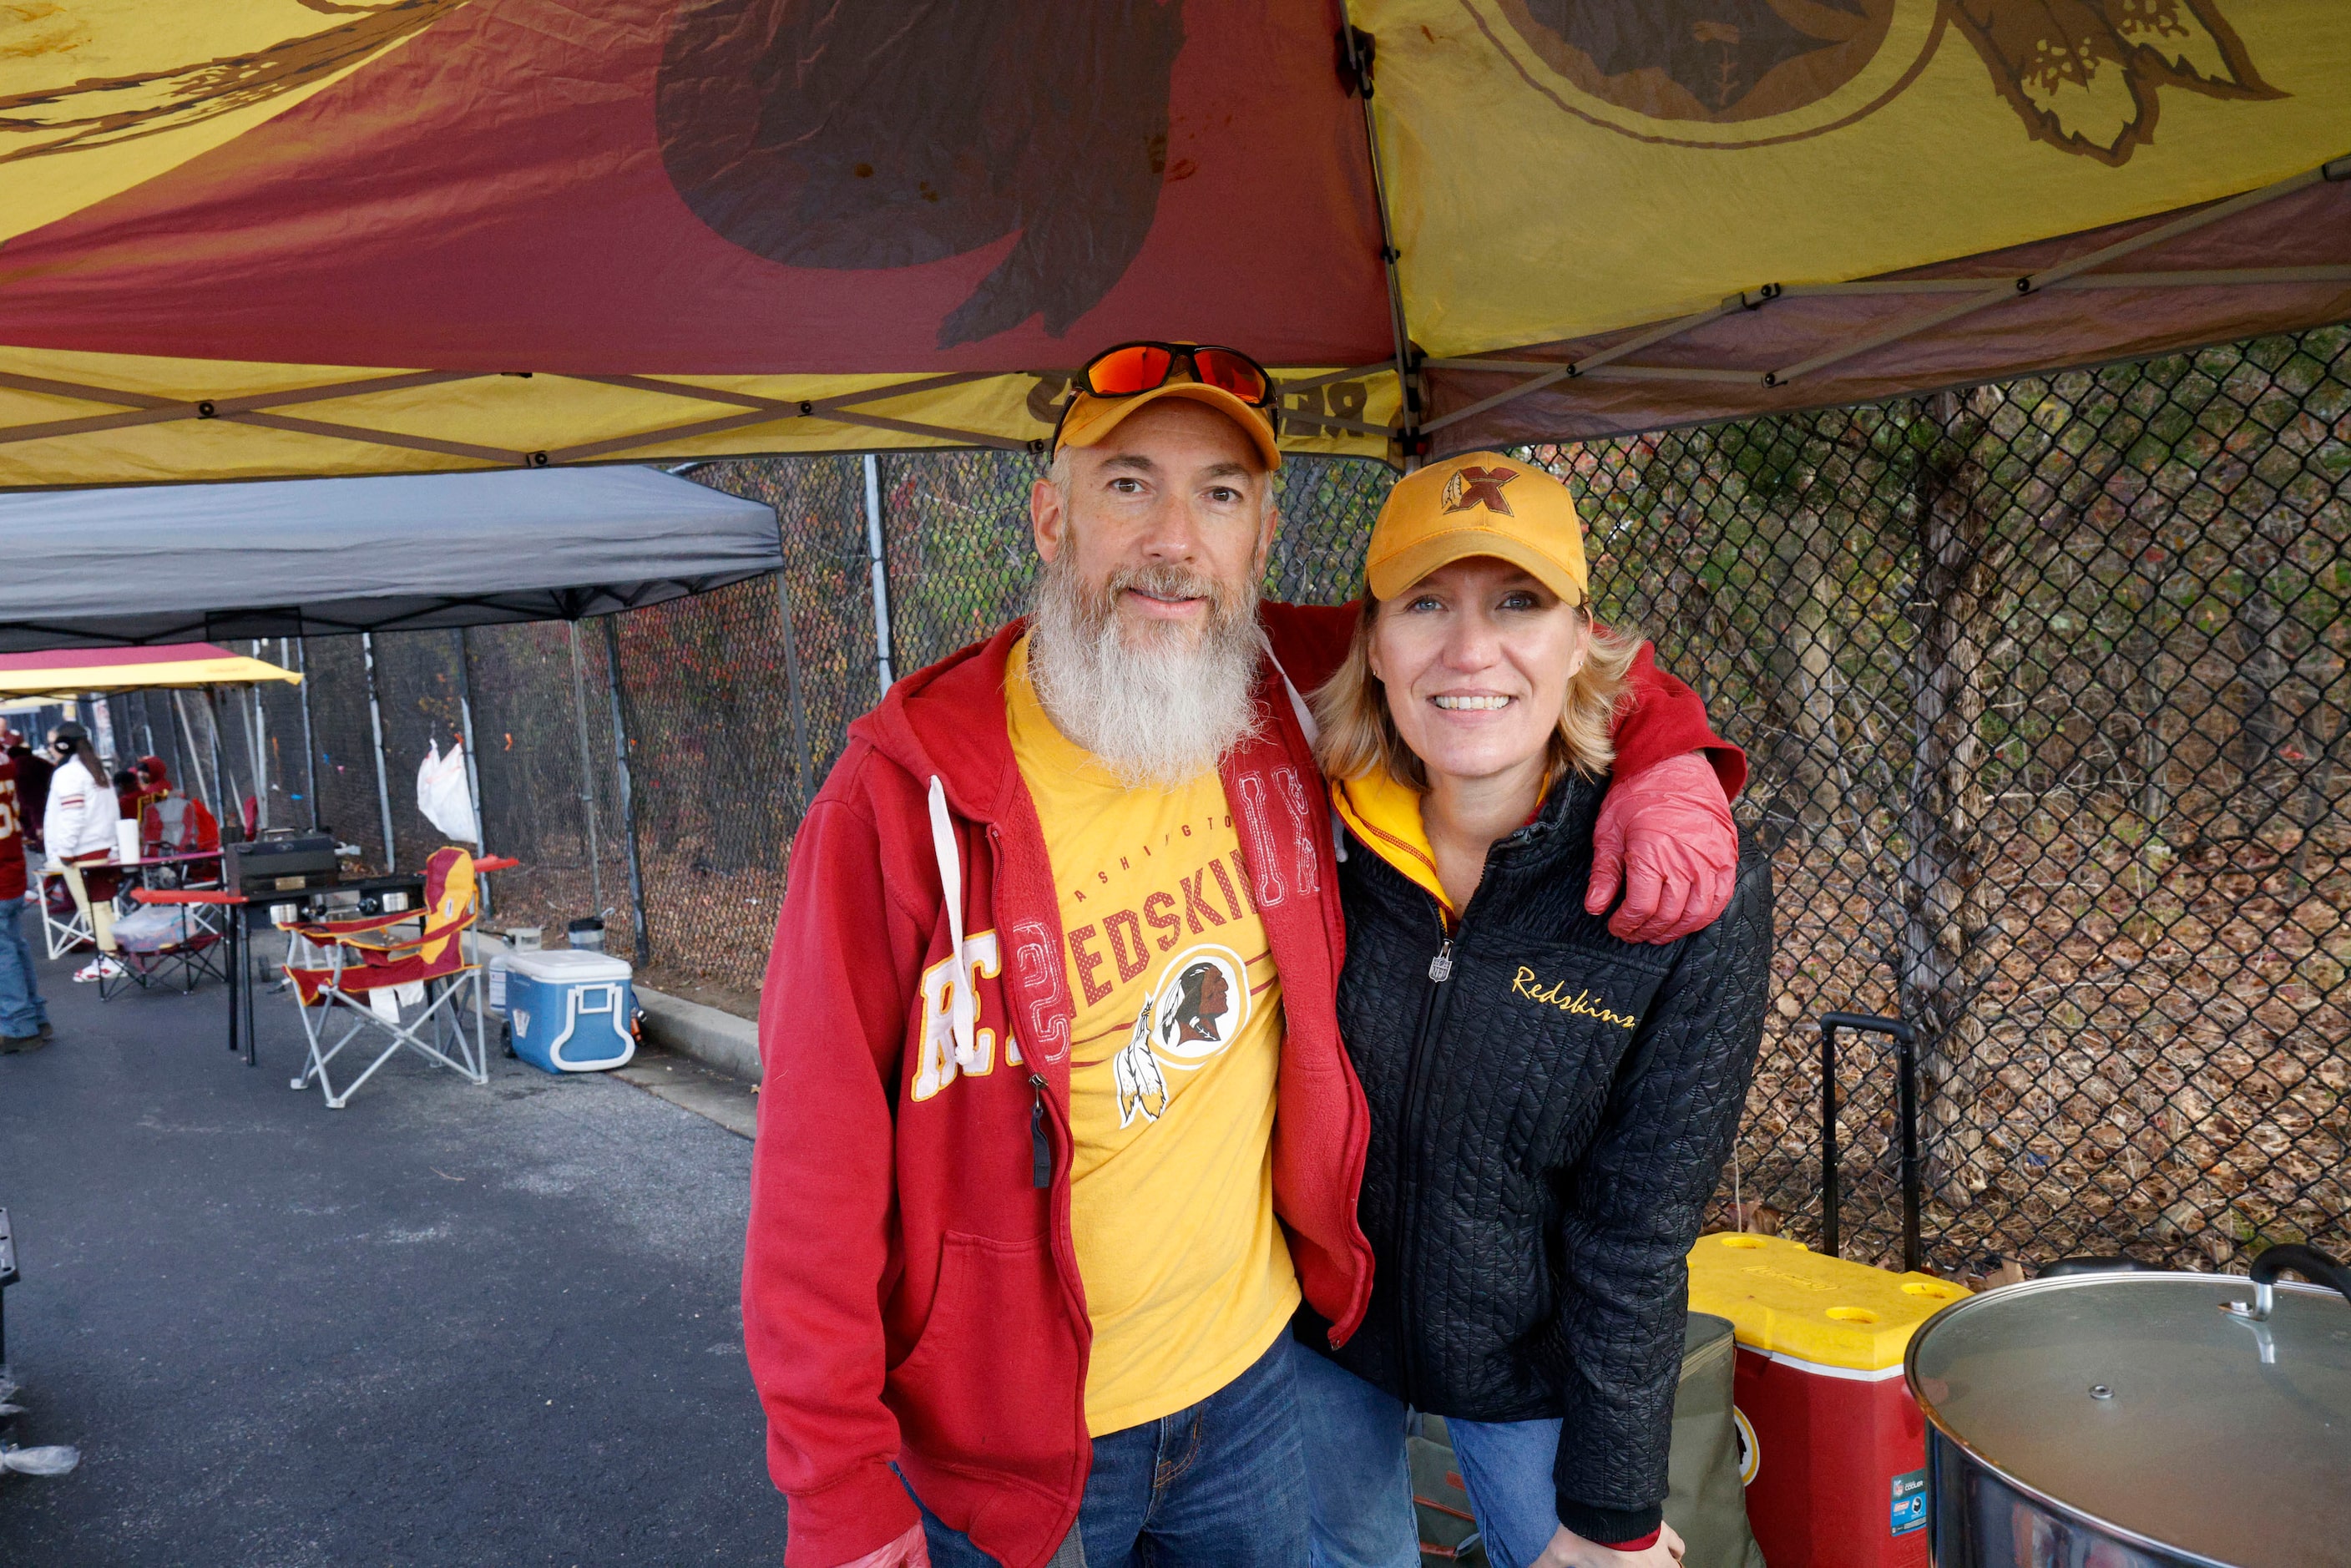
[1311,453,1639,912]
[1294,453,1768,1568]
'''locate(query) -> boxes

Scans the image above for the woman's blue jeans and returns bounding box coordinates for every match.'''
[1292,1340,1565,1568]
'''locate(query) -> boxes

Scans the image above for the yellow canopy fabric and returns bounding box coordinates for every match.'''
[0,0,2343,483]
[0,644,301,700]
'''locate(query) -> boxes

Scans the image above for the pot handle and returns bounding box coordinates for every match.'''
[2227,1243,2351,1323]
[2039,1257,2161,1277]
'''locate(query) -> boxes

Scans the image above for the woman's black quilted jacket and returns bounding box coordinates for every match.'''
[1297,771,1772,1545]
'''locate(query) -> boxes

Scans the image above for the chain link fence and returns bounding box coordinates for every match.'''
[90,326,2344,1280]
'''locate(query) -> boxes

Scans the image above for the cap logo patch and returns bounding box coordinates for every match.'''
[1441,465,1517,516]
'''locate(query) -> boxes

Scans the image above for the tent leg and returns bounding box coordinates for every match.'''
[249,644,270,833]
[602,617,650,969]
[172,692,210,813]
[567,621,605,916]
[863,453,895,698]
[361,633,397,873]
[296,639,320,833]
[453,628,492,918]
[202,687,235,841]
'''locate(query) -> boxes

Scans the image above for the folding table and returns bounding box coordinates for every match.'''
[134,856,515,1068]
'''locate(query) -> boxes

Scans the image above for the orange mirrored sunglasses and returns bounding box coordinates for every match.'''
[1079,341,1276,407]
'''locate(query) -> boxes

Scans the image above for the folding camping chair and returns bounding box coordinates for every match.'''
[43,858,116,965]
[280,847,489,1110]
[38,862,97,960]
[96,898,227,999]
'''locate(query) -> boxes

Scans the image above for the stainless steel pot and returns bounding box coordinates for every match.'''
[1904,1246,2351,1567]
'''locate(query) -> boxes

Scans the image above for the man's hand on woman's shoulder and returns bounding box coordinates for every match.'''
[1586,751,1737,943]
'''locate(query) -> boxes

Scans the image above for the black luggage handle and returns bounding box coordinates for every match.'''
[1818,1013,1919,1272]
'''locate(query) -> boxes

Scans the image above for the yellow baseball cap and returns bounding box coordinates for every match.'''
[1364,452,1587,606]
[1053,381,1283,472]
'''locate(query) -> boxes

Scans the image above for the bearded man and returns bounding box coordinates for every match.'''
[744,344,1744,1568]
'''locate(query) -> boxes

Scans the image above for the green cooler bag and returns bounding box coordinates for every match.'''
[1411,1313,1766,1567]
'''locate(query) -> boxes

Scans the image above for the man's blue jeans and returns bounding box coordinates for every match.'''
[0,896,49,1038]
[909,1331,1310,1568]
[1292,1339,1565,1568]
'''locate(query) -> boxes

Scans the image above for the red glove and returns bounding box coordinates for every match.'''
[1587,751,1737,943]
[833,1523,929,1568]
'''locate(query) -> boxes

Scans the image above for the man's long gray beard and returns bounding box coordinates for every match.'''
[1028,554,1264,788]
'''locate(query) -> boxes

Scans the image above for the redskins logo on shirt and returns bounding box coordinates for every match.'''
[1111,944,1251,1129]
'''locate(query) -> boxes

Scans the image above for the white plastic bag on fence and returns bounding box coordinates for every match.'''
[416,740,478,845]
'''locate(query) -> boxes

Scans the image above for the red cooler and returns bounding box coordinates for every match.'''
[1686,1233,1968,1568]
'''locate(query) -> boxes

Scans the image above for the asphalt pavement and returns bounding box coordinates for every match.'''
[0,940,787,1566]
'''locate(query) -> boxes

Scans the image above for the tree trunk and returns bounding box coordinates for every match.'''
[1783,517,1846,836]
[1898,392,2014,1205]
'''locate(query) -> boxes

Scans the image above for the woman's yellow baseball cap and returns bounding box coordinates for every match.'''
[1365,452,1588,606]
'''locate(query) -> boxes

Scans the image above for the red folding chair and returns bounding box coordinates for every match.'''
[281,847,488,1109]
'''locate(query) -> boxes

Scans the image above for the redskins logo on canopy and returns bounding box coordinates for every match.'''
[1469,0,2274,164]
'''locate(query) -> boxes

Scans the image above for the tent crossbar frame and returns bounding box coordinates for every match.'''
[1418,297,1740,435]
[0,364,1033,463]
[1772,159,2338,384]
[0,353,1405,466]
[1414,158,2351,428]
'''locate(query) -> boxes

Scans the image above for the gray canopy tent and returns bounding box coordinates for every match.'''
[0,466,781,933]
[0,466,778,650]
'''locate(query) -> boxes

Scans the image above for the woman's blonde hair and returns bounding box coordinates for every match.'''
[1311,587,1641,792]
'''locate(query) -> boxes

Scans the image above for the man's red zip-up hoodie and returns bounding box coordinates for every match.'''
[745,603,1741,1568]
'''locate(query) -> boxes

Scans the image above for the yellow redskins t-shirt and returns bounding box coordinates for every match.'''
[1004,635,1300,1435]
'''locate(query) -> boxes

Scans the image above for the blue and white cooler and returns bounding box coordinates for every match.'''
[505,948,636,1074]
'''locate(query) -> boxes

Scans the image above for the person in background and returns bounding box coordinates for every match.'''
[9,731,53,856]
[134,755,220,859]
[44,721,124,984]
[1294,457,1771,1568]
[0,739,51,1052]
[112,766,141,824]
[132,756,172,820]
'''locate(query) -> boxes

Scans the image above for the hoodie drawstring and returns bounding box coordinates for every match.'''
[927,776,982,1073]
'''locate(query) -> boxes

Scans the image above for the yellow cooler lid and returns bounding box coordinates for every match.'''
[1686,1232,1969,1373]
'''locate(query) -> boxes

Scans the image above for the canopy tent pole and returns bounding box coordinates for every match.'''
[170,692,209,812]
[453,627,492,918]
[200,687,232,839]
[164,691,187,807]
[247,642,270,832]
[1337,7,1421,453]
[862,453,895,697]
[361,632,397,873]
[601,617,650,967]
[138,692,155,761]
[294,639,320,832]
[567,620,604,915]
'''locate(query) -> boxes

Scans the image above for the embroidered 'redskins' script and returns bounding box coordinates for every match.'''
[1510,966,1638,1029]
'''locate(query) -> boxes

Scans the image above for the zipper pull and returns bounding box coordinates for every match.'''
[1428,939,1454,984]
[1029,1073,1053,1188]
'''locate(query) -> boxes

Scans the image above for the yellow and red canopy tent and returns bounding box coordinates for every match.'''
[0,643,301,820]
[0,645,299,702]
[0,1,2345,488]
